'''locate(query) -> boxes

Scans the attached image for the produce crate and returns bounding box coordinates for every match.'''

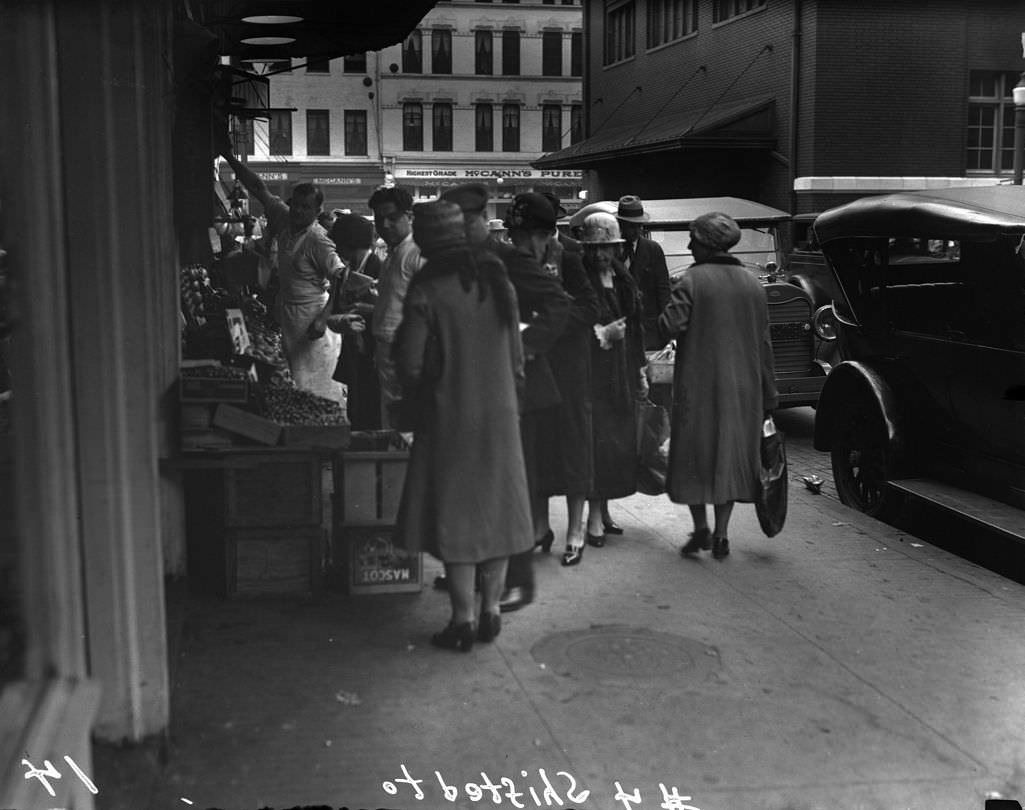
[281,423,351,450]
[179,375,249,403]
[180,428,238,451]
[180,403,214,430]
[224,453,322,528]
[226,527,323,597]
[213,403,282,446]
[338,450,409,526]
[344,525,422,595]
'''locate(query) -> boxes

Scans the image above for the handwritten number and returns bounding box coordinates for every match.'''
[21,756,99,797]
[64,756,99,794]
[658,783,701,810]
[613,781,643,809]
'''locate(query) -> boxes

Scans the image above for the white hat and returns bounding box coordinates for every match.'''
[568,200,617,229]
[579,212,625,244]
[487,218,507,232]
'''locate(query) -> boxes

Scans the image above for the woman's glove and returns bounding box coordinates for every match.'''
[594,317,627,350]
[638,366,650,400]
[327,313,366,335]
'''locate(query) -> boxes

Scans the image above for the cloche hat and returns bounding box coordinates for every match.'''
[690,211,742,251]
[412,200,467,257]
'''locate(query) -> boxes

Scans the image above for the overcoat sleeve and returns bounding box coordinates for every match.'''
[393,283,431,389]
[503,247,570,358]
[561,251,600,329]
[657,270,695,345]
[761,317,779,411]
[649,240,672,317]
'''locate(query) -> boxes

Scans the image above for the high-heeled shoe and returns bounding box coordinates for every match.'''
[602,520,624,535]
[679,528,712,556]
[712,536,730,560]
[477,611,502,642]
[585,532,606,548]
[534,530,555,553]
[431,621,476,652]
[561,543,585,566]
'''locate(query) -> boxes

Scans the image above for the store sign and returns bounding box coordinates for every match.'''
[256,172,291,181]
[312,177,372,185]
[395,167,582,181]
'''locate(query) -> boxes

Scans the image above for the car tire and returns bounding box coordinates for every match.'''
[830,403,898,520]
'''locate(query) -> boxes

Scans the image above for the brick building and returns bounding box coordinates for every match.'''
[535,0,1025,218]
[234,0,585,220]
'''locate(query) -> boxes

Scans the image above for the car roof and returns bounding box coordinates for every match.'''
[569,197,790,228]
[813,186,1025,244]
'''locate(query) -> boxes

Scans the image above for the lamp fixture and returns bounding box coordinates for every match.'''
[241,15,303,24]
[241,36,296,45]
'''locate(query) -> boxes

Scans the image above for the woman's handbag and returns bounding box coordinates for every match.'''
[636,398,671,496]
[756,416,788,537]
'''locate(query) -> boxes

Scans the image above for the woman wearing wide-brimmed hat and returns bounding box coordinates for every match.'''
[566,212,645,566]
[392,200,533,651]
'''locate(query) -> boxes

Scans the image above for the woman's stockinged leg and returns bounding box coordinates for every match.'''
[445,563,478,625]
[688,504,709,532]
[566,495,585,547]
[585,498,604,538]
[712,502,734,538]
[478,557,509,616]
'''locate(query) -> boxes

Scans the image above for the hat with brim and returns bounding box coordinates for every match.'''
[568,200,618,229]
[615,195,650,223]
[540,192,568,219]
[578,212,625,245]
[503,193,557,232]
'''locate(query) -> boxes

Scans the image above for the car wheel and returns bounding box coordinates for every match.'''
[830,405,896,519]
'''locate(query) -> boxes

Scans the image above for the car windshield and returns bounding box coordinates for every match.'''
[648,226,779,278]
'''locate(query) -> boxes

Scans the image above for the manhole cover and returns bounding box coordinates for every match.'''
[531,625,720,687]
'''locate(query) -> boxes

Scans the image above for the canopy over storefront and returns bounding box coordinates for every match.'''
[534,95,776,170]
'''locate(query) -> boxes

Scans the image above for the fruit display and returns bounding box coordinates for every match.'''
[260,385,347,426]
[180,264,210,327]
[180,364,248,381]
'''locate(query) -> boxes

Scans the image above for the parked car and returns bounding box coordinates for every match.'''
[629,197,833,407]
[810,186,1025,525]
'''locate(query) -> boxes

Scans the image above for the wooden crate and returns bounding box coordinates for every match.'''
[225,453,321,528]
[213,403,282,446]
[226,527,323,597]
[338,450,409,526]
[179,375,249,403]
[281,423,351,450]
[344,525,422,595]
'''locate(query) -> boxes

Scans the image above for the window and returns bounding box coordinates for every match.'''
[542,31,563,77]
[269,110,292,155]
[647,0,697,47]
[344,110,367,155]
[343,53,367,73]
[432,29,452,74]
[306,57,330,73]
[604,3,635,65]
[306,110,330,155]
[475,30,493,75]
[433,103,453,151]
[570,104,583,145]
[502,30,520,76]
[570,32,583,76]
[236,118,255,156]
[542,104,562,152]
[712,0,766,23]
[403,102,423,151]
[403,30,422,73]
[966,71,1021,173]
[475,103,494,151]
[502,103,520,152]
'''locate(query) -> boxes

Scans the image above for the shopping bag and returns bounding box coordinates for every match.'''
[636,399,670,496]
[755,417,788,537]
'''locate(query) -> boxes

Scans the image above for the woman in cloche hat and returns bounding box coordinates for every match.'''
[564,212,645,566]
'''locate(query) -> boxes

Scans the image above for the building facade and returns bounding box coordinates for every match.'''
[238,0,584,220]
[535,0,1025,218]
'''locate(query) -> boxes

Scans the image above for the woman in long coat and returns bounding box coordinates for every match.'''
[658,212,778,560]
[392,200,533,651]
[571,212,645,566]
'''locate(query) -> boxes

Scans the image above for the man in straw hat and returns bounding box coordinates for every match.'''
[439,184,571,611]
[658,211,778,561]
[616,195,671,353]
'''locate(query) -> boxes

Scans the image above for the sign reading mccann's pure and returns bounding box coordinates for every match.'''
[396,168,583,180]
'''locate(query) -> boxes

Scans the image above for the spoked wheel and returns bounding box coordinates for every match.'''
[830,406,896,519]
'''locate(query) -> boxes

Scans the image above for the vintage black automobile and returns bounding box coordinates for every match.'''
[811,186,1025,532]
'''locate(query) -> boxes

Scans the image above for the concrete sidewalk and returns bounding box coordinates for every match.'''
[89,472,1025,810]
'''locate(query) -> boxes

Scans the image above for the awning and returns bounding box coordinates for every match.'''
[194,0,438,63]
[533,95,776,170]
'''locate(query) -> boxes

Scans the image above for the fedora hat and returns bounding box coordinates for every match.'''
[616,195,650,223]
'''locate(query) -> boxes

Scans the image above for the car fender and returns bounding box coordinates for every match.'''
[813,361,902,452]
[787,274,829,309]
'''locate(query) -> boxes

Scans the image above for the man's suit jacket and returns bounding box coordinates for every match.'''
[625,236,671,351]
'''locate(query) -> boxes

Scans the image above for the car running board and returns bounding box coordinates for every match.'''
[886,478,1025,542]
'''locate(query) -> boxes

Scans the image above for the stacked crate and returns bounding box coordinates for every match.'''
[337,448,421,594]
[223,452,323,597]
